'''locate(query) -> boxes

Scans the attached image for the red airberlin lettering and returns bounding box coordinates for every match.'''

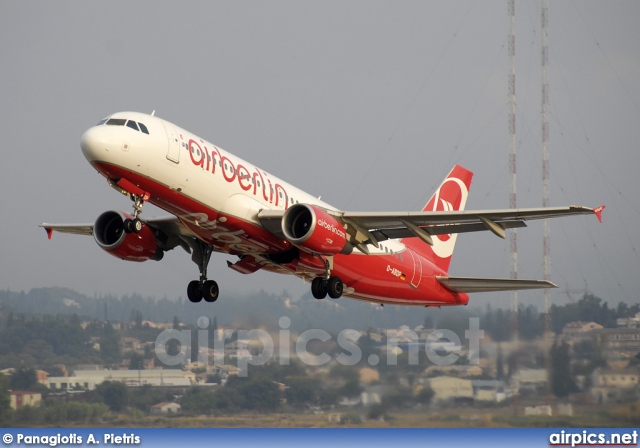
[187,139,289,208]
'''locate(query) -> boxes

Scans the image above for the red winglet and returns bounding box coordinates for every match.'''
[593,205,605,223]
[45,227,54,240]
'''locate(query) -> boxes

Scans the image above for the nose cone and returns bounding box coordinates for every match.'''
[81,126,116,162]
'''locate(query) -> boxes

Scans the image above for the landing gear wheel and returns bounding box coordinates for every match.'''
[187,242,220,304]
[123,218,143,234]
[131,218,143,233]
[200,280,219,303]
[327,276,343,299]
[311,277,328,300]
[187,280,203,303]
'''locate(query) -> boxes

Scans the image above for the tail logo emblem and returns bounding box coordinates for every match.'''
[430,176,469,259]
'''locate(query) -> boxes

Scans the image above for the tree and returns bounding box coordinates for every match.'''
[496,346,505,380]
[381,386,413,409]
[549,340,578,398]
[95,381,130,412]
[10,367,38,391]
[0,373,11,425]
[237,377,281,412]
[128,352,144,370]
[285,377,319,408]
[416,386,434,405]
[180,388,217,414]
[338,378,363,398]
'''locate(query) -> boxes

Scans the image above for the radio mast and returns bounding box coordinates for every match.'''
[508,0,518,316]
[541,0,551,317]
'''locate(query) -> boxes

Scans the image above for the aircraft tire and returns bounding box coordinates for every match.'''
[311,277,327,300]
[327,276,343,299]
[201,280,219,303]
[187,280,203,303]
[132,218,143,233]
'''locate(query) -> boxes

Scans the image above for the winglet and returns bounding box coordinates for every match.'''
[593,205,605,223]
[44,227,54,240]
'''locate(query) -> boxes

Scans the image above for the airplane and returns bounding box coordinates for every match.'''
[41,111,604,306]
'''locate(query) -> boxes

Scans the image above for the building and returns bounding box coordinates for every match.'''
[590,367,639,404]
[1,369,49,386]
[617,312,640,329]
[562,322,603,338]
[428,376,474,403]
[593,328,640,360]
[120,337,142,352]
[472,380,510,403]
[150,402,181,414]
[358,367,379,384]
[10,391,42,409]
[424,365,483,378]
[48,369,196,391]
[511,368,547,394]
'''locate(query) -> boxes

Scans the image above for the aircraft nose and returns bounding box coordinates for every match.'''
[81,126,116,162]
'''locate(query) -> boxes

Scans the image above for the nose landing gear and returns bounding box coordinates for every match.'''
[123,194,145,234]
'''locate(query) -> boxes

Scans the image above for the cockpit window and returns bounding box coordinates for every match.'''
[99,117,150,135]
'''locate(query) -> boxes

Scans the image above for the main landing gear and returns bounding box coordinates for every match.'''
[311,256,343,300]
[123,194,145,234]
[187,241,219,303]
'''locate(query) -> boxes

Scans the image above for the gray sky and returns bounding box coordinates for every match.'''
[1,1,638,309]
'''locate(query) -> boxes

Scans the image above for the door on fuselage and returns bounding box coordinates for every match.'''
[408,249,423,290]
[162,121,180,163]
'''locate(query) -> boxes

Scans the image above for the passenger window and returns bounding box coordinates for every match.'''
[106,118,126,126]
[138,122,149,134]
[126,120,139,131]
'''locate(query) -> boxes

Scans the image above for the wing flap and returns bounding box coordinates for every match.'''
[436,276,557,293]
[257,209,286,239]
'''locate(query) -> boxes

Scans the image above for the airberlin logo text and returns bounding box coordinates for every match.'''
[187,139,289,209]
[318,219,346,239]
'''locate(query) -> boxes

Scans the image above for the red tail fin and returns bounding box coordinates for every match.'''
[407,165,473,273]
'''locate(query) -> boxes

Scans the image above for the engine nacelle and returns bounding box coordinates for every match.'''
[93,211,163,262]
[282,204,352,255]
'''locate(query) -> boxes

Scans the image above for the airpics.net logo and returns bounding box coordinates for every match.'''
[154,316,484,376]
[549,430,638,447]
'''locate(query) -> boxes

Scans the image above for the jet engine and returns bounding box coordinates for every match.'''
[282,204,352,255]
[93,211,164,262]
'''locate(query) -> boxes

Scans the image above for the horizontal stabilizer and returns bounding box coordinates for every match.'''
[436,276,557,293]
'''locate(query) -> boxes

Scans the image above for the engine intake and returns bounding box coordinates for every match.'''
[94,211,163,262]
[282,204,352,255]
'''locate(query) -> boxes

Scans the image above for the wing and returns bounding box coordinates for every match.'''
[436,276,557,293]
[40,216,194,254]
[259,205,604,248]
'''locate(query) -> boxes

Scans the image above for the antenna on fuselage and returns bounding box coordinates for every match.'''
[151,110,156,116]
